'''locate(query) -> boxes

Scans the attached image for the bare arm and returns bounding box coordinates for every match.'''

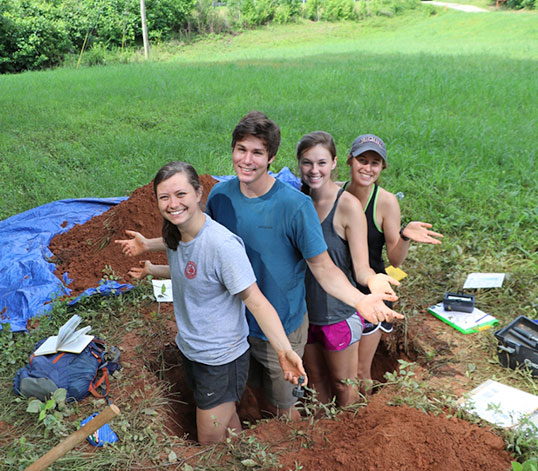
[382,193,443,268]
[306,251,402,324]
[340,194,398,295]
[114,230,166,257]
[128,260,170,280]
[239,284,307,385]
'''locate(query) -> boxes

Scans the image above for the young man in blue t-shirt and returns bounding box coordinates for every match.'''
[205,111,402,418]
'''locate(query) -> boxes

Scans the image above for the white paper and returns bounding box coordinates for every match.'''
[461,379,538,429]
[152,279,173,302]
[56,314,82,346]
[34,315,93,356]
[463,273,505,289]
[428,303,496,330]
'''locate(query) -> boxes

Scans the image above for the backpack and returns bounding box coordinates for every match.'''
[13,338,120,402]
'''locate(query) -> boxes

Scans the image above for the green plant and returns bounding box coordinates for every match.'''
[296,385,342,420]
[512,459,538,471]
[505,415,538,464]
[224,428,282,470]
[0,0,73,73]
[26,388,76,438]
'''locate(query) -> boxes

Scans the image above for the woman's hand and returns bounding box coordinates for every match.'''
[356,292,402,325]
[401,222,443,245]
[367,273,399,296]
[115,230,148,256]
[128,260,154,279]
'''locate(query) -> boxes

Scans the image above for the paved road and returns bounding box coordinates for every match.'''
[422,1,490,12]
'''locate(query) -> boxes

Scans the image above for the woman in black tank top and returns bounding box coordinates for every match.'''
[344,134,443,393]
[297,131,399,406]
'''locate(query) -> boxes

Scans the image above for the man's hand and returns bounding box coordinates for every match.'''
[402,222,443,245]
[356,292,403,325]
[115,230,148,256]
[277,350,308,386]
[367,273,399,296]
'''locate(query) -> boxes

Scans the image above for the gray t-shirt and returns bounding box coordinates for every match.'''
[167,215,256,365]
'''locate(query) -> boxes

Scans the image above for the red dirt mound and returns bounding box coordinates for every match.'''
[48,174,218,296]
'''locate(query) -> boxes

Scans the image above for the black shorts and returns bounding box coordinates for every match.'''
[181,349,250,410]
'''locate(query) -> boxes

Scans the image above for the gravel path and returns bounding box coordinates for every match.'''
[422,1,490,12]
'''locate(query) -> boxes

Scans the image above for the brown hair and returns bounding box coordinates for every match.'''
[231,111,281,167]
[153,161,201,250]
[296,131,337,195]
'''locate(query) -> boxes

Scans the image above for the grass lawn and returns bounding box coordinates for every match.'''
[0,5,537,469]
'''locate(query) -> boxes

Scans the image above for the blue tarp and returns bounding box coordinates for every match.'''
[0,198,127,331]
[0,168,300,332]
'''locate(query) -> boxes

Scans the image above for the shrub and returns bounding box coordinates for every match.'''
[323,0,356,20]
[228,0,278,28]
[504,0,535,8]
[0,0,72,73]
[306,0,325,20]
[189,0,231,35]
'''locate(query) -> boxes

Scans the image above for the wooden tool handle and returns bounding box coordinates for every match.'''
[25,404,120,471]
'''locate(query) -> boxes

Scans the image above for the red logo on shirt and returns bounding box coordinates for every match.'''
[185,261,197,279]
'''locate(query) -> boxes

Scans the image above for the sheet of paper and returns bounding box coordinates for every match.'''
[152,279,173,302]
[428,303,496,330]
[386,265,408,282]
[463,273,505,289]
[33,336,61,356]
[56,314,82,346]
[59,334,94,353]
[461,379,538,428]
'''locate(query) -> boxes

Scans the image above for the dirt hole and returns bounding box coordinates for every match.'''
[150,333,418,440]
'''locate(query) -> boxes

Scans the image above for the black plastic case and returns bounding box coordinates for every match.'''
[494,315,538,376]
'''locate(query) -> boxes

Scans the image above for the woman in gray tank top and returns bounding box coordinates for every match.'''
[297,132,398,407]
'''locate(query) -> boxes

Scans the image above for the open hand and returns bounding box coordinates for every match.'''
[115,230,147,256]
[356,292,403,325]
[128,260,154,280]
[367,273,399,296]
[402,222,443,245]
[278,350,308,386]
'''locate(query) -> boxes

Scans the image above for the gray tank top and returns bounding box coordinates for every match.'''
[305,189,357,325]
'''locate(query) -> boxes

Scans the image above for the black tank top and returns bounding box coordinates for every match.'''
[305,189,357,325]
[343,183,386,294]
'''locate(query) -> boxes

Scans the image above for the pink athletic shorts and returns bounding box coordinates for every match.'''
[307,313,365,351]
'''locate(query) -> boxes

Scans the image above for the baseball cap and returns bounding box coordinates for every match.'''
[349,134,387,162]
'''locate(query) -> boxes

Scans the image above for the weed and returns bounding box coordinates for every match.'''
[25,388,76,438]
[224,429,282,470]
[505,415,538,464]
[512,459,538,471]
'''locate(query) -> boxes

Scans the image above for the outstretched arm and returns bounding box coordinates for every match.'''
[128,260,170,280]
[383,193,443,268]
[239,284,307,386]
[114,230,166,256]
[341,193,398,296]
[306,251,402,324]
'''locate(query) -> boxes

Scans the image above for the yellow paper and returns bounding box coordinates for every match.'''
[386,265,408,282]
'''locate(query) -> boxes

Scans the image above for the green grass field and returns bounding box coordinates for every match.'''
[1,6,537,469]
[1,9,536,254]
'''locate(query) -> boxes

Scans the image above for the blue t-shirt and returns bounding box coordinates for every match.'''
[206,177,327,339]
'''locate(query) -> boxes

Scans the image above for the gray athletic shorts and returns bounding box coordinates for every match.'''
[247,314,308,410]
